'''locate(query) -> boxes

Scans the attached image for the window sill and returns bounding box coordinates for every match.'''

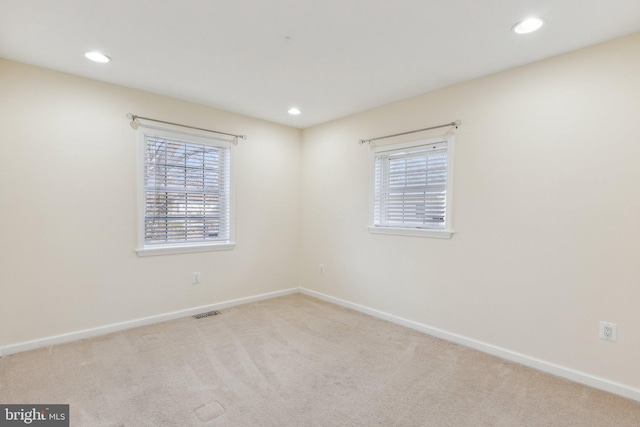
[136,242,236,257]
[367,226,454,239]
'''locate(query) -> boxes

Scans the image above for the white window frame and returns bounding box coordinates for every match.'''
[368,135,455,239]
[135,122,236,256]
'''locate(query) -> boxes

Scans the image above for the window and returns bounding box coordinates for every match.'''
[369,135,454,238]
[136,124,235,256]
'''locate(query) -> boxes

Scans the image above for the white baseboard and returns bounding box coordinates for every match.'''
[299,287,640,402]
[0,288,298,357]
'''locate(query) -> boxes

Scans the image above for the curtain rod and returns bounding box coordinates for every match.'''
[127,113,247,142]
[359,120,461,144]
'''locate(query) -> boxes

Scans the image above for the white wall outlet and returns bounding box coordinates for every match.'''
[192,272,202,285]
[319,264,325,274]
[599,321,617,342]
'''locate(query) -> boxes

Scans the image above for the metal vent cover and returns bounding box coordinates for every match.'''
[193,310,220,320]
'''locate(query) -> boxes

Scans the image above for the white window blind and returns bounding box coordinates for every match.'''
[144,134,231,245]
[373,141,448,229]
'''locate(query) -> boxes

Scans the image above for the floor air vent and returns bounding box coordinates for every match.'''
[193,310,220,320]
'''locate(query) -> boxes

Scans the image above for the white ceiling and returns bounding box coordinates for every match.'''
[1,1,640,128]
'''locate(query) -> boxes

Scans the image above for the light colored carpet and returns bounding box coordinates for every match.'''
[1,294,639,426]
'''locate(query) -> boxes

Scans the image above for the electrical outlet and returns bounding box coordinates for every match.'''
[319,264,325,274]
[599,321,617,342]
[192,272,201,285]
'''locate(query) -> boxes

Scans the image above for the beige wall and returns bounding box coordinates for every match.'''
[0,59,302,347]
[300,33,640,389]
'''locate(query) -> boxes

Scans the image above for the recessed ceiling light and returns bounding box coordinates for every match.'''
[288,107,302,115]
[512,17,544,34]
[85,51,111,63]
